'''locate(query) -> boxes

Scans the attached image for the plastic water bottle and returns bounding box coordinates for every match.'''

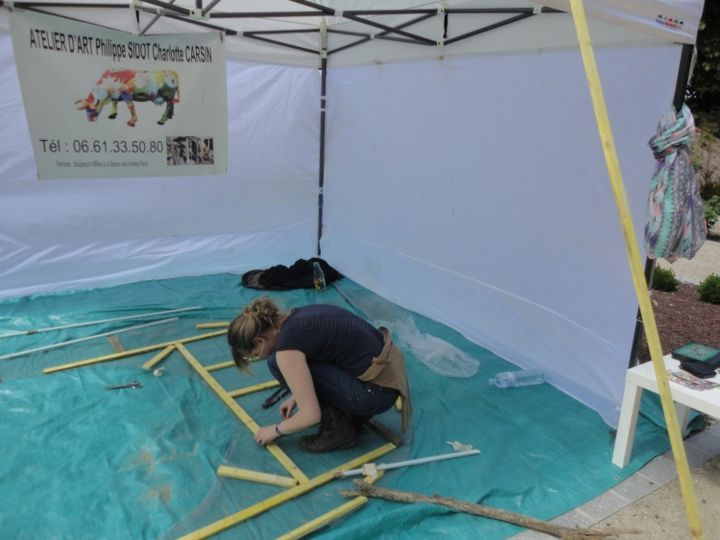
[312,261,327,290]
[488,369,544,389]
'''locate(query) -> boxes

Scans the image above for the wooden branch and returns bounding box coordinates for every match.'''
[342,481,642,540]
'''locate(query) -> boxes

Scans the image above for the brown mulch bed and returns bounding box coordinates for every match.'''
[637,283,720,361]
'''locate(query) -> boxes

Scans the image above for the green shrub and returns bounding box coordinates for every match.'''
[705,195,720,229]
[651,267,679,292]
[698,273,720,304]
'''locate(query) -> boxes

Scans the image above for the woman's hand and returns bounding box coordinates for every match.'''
[279,396,297,419]
[255,425,279,446]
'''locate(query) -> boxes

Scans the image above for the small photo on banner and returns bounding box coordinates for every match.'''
[9,9,227,179]
[166,136,215,166]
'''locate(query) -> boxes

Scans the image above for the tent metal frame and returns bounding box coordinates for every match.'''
[4,1,560,56]
[2,0,687,384]
[2,1,705,535]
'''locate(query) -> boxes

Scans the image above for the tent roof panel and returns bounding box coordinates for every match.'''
[0,0,705,66]
[535,0,705,44]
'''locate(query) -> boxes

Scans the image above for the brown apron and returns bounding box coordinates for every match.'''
[358,328,412,432]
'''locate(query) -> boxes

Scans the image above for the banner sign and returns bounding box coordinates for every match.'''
[9,9,227,179]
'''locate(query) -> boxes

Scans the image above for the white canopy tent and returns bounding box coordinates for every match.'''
[0,1,706,426]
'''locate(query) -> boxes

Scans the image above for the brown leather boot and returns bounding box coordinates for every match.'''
[299,406,358,453]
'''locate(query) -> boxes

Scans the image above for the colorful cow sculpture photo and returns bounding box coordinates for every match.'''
[75,69,180,127]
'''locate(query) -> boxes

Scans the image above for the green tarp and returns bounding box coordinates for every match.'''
[0,274,678,538]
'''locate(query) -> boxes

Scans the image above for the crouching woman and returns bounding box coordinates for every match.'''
[228,298,412,452]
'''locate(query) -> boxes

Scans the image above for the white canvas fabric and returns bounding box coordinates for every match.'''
[0,35,320,297]
[322,44,682,425]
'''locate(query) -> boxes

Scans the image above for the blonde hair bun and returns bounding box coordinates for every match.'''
[228,297,284,369]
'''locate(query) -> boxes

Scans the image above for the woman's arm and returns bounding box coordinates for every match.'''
[255,350,321,445]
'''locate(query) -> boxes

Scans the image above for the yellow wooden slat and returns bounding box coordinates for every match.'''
[179,443,396,540]
[142,345,175,370]
[174,343,309,484]
[206,356,265,372]
[228,380,280,398]
[280,499,365,539]
[205,360,235,372]
[107,335,125,352]
[568,2,703,538]
[43,329,227,374]
[196,322,230,329]
[277,472,385,540]
[217,465,298,488]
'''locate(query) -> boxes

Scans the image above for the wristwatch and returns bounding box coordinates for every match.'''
[275,423,285,436]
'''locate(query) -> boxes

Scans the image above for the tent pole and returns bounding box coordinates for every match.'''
[444,13,533,45]
[135,5,237,34]
[287,0,435,46]
[139,0,176,35]
[139,0,190,16]
[329,13,434,56]
[317,24,328,256]
[242,33,318,54]
[568,2,703,538]
[626,43,695,369]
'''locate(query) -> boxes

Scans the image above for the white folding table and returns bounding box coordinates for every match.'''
[612,354,720,467]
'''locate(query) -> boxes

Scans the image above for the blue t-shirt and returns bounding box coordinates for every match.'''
[273,304,383,376]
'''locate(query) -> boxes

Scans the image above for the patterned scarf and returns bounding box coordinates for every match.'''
[644,104,706,261]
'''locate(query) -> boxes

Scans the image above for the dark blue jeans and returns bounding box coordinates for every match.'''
[266,354,398,419]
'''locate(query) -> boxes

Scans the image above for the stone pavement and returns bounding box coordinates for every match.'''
[510,236,720,539]
[510,424,720,539]
[657,235,720,285]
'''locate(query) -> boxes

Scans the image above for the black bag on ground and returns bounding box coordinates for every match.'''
[241,258,342,290]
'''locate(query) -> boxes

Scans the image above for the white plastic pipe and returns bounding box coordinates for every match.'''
[0,306,201,339]
[339,449,481,477]
[0,317,179,361]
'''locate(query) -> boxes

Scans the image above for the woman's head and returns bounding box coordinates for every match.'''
[228,297,284,370]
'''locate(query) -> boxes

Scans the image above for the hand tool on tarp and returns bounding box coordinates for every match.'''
[262,386,290,408]
[105,380,143,390]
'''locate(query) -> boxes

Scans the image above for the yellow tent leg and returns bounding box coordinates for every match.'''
[179,443,396,540]
[276,472,385,540]
[175,343,309,484]
[568,1,703,538]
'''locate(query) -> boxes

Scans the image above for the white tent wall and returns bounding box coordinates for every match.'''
[0,34,320,298]
[322,43,682,426]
